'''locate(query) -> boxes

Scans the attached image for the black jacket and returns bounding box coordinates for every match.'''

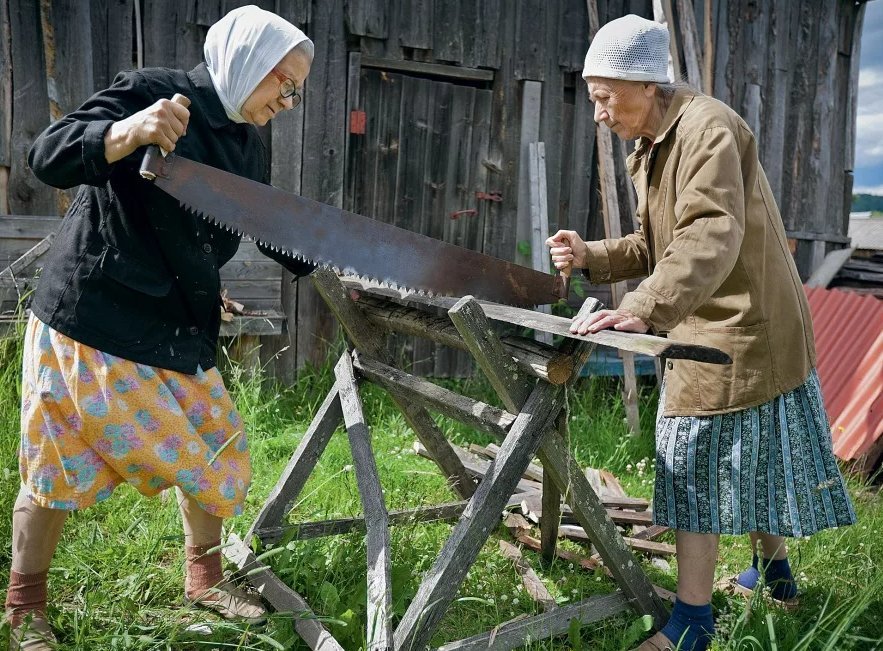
[28,63,313,374]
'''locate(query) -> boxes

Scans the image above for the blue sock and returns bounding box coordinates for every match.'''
[763,557,798,600]
[736,554,760,590]
[660,598,714,651]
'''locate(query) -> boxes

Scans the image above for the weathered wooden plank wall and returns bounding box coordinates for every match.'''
[264,0,309,380]
[0,0,867,382]
[0,0,11,215]
[90,0,136,91]
[709,0,866,273]
[8,0,54,216]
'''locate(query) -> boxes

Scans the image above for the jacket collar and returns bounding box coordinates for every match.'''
[187,63,232,130]
[630,90,696,172]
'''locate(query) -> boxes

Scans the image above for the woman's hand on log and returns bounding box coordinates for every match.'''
[570,308,649,335]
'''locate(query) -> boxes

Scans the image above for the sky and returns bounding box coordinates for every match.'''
[855,0,883,195]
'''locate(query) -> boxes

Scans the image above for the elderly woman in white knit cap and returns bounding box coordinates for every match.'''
[547,14,855,651]
[7,5,315,648]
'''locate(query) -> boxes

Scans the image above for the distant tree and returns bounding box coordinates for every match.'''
[851,194,883,212]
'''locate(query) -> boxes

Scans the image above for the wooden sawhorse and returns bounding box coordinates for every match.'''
[224,269,729,650]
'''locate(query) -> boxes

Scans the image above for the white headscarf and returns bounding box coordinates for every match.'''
[204,5,313,123]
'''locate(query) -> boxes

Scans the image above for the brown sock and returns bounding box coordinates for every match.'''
[185,541,224,601]
[5,569,48,628]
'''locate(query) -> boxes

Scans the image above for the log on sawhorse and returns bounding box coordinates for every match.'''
[226,269,729,650]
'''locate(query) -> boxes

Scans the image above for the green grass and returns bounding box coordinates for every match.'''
[1,328,881,650]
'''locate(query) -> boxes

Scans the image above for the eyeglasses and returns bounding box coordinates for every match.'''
[269,68,303,108]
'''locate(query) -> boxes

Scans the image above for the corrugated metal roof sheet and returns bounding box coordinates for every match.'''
[848,218,883,251]
[805,286,883,462]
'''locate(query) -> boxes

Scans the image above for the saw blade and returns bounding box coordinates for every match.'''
[141,147,567,307]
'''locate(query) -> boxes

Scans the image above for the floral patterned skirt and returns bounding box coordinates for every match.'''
[653,370,856,537]
[18,314,251,518]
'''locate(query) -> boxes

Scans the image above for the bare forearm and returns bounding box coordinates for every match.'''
[103,119,139,164]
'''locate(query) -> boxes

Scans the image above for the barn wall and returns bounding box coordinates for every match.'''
[0,0,867,380]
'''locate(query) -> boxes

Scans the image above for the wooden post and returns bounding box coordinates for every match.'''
[268,3,308,384]
[436,593,630,651]
[247,386,343,541]
[351,352,515,439]
[450,296,669,627]
[516,80,543,268]
[676,0,703,88]
[297,0,346,371]
[224,533,344,651]
[344,51,363,215]
[334,353,393,649]
[655,0,682,80]
[586,1,642,438]
[257,500,532,546]
[90,0,136,89]
[9,0,54,215]
[540,411,564,562]
[498,540,557,610]
[393,344,567,649]
[528,143,550,277]
[0,0,11,215]
[596,133,641,435]
[529,141,553,346]
[353,294,576,383]
[311,268,476,498]
[703,0,714,95]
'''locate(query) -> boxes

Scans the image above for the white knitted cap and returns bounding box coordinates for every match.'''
[583,14,670,83]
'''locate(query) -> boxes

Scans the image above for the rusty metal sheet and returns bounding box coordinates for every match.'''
[806,286,883,462]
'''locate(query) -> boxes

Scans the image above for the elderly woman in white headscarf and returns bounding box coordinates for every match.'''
[8,6,314,648]
[547,14,855,651]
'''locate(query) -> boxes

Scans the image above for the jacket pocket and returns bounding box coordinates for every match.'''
[73,245,173,346]
[665,322,774,414]
[100,245,173,296]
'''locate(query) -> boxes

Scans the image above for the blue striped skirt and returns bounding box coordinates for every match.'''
[653,370,856,537]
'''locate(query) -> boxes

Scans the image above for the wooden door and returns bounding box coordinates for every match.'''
[346,67,495,377]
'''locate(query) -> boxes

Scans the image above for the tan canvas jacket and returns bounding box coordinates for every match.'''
[584,91,816,416]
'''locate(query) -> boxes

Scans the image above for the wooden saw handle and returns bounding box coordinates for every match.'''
[140,93,191,180]
[556,234,574,301]
[160,93,191,157]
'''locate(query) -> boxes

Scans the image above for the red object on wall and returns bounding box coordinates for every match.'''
[350,110,367,135]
